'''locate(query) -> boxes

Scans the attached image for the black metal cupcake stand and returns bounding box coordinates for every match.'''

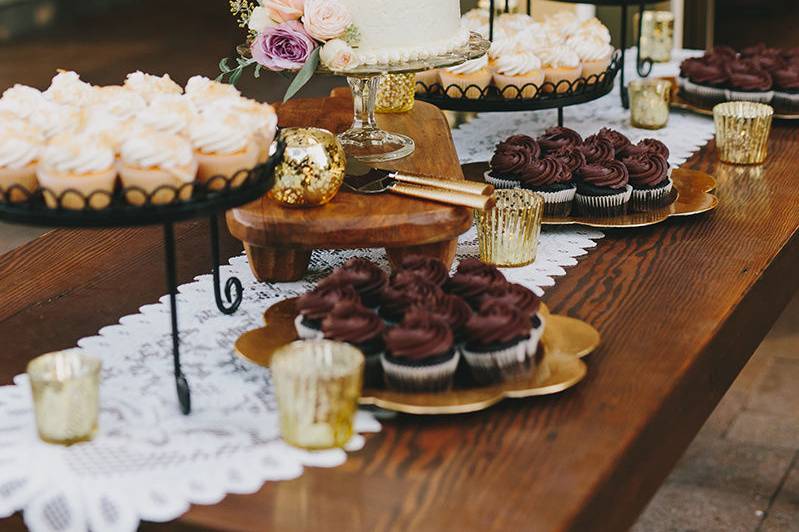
[415,0,660,118]
[0,141,285,415]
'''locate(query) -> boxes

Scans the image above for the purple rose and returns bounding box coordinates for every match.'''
[251,20,317,71]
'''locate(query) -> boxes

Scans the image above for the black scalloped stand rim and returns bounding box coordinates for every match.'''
[0,140,286,228]
[415,51,622,112]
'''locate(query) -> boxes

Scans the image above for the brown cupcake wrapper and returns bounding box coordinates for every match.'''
[461,338,533,386]
[293,315,324,340]
[484,171,522,190]
[381,351,459,393]
[574,185,632,217]
[725,88,774,104]
[772,91,799,113]
[532,187,576,217]
[629,178,674,212]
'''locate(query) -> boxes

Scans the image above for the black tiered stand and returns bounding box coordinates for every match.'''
[0,141,285,415]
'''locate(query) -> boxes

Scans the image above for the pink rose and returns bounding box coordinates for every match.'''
[320,39,359,71]
[251,21,317,71]
[263,0,304,23]
[302,0,352,41]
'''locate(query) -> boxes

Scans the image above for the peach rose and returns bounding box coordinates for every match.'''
[263,0,304,23]
[302,0,352,41]
[320,39,359,71]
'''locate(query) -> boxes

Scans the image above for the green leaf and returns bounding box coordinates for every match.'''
[219,57,231,73]
[254,64,262,79]
[283,47,320,102]
[230,68,243,86]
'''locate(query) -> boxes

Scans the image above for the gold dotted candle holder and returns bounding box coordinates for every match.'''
[713,102,774,165]
[639,11,674,63]
[27,349,101,445]
[271,340,364,450]
[476,189,543,267]
[629,78,671,130]
[376,73,415,114]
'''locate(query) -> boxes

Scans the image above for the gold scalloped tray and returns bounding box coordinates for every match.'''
[235,298,601,415]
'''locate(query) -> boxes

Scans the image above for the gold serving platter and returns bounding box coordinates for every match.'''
[462,163,718,229]
[235,297,601,415]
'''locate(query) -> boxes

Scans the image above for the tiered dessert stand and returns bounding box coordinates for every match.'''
[0,143,285,415]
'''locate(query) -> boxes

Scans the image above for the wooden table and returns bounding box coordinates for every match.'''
[1,121,798,531]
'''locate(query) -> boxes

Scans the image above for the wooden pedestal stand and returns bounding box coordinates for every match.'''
[226,95,472,282]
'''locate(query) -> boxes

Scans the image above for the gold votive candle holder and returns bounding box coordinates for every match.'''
[629,78,672,130]
[376,73,415,113]
[639,10,674,63]
[27,349,101,445]
[476,189,543,267]
[713,102,774,165]
[271,340,364,450]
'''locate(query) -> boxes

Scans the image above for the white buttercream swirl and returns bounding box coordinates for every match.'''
[538,45,581,69]
[497,13,537,35]
[41,134,115,174]
[124,71,183,102]
[136,94,197,136]
[461,8,488,32]
[0,85,46,119]
[80,109,130,153]
[29,102,83,139]
[91,86,147,121]
[567,36,614,62]
[0,120,42,170]
[184,76,241,107]
[543,12,583,39]
[446,54,488,75]
[188,115,254,155]
[515,27,563,54]
[489,35,517,60]
[494,51,542,76]
[574,18,611,44]
[201,97,277,141]
[120,130,196,181]
[44,71,94,107]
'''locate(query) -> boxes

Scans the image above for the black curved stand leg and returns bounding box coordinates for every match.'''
[620,4,629,109]
[164,222,191,415]
[636,2,654,78]
[557,107,564,127]
[209,215,243,315]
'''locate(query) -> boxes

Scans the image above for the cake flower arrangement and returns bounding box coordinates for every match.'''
[222,0,361,100]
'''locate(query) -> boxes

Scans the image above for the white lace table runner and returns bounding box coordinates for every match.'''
[0,49,714,532]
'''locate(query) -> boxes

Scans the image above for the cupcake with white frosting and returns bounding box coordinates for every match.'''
[567,35,614,81]
[124,71,183,102]
[29,101,83,140]
[492,51,545,99]
[0,84,46,119]
[184,75,241,107]
[91,86,147,122]
[118,129,198,205]
[188,114,259,189]
[37,134,117,210]
[200,97,277,163]
[538,45,583,93]
[439,55,492,99]
[136,94,197,136]
[43,71,94,107]
[574,17,612,44]
[543,11,583,40]
[80,108,131,155]
[0,119,43,203]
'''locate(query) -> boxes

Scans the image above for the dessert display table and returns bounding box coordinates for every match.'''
[227,96,473,282]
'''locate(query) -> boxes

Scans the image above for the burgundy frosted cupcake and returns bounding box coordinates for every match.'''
[548,145,586,174]
[322,301,386,387]
[325,258,387,308]
[295,282,360,339]
[772,66,799,112]
[586,128,631,157]
[379,275,442,324]
[446,260,507,308]
[574,160,632,217]
[518,157,576,216]
[620,138,670,160]
[725,63,773,103]
[394,254,449,287]
[486,142,533,189]
[621,152,673,212]
[461,304,535,385]
[579,136,615,164]
[500,134,542,159]
[536,127,583,155]
[410,294,472,342]
[479,283,544,352]
[381,311,459,392]
[683,61,729,104]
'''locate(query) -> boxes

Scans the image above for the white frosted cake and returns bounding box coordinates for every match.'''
[340,0,470,65]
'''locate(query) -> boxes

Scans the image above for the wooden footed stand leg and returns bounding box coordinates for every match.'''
[386,239,458,270]
[245,243,311,282]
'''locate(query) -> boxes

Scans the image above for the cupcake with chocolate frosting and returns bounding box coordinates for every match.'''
[537,127,582,155]
[325,257,387,308]
[395,255,450,287]
[486,142,533,189]
[379,275,442,324]
[295,281,360,339]
[445,260,507,308]
[620,138,670,160]
[462,304,535,384]
[725,64,773,103]
[382,312,459,392]
[480,283,545,352]
[547,145,586,174]
[501,135,542,159]
[410,294,472,342]
[579,136,615,164]
[585,128,631,157]
[519,157,576,216]
[621,152,673,212]
[574,160,632,217]
[322,301,386,387]
[683,60,729,104]
[772,66,799,112]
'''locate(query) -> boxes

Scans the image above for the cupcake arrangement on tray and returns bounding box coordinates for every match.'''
[236,256,601,414]
[677,43,799,116]
[415,11,621,111]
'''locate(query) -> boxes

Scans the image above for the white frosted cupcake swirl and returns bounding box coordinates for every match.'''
[80,109,130,153]
[497,13,537,35]
[489,35,517,60]
[544,12,582,38]
[446,55,489,75]
[91,86,147,121]
[574,18,611,44]
[44,71,94,107]
[202,97,277,140]
[567,36,614,62]
[538,46,581,69]
[120,130,196,181]
[184,75,241,106]
[0,122,42,170]
[137,94,197,136]
[124,71,183,102]
[188,115,253,155]
[29,102,83,139]
[41,134,115,175]
[495,52,542,76]
[0,85,46,119]
[461,8,488,32]
[515,27,562,55]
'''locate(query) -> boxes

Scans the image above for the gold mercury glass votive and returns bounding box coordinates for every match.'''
[376,73,415,114]
[639,11,675,63]
[271,340,364,450]
[713,102,774,165]
[629,78,672,130]
[27,349,101,445]
[476,189,544,267]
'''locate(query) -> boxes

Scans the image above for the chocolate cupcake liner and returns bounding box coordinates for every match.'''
[574,185,632,217]
[527,312,545,357]
[381,351,459,393]
[630,178,675,212]
[363,352,384,389]
[772,90,799,113]
[532,187,576,217]
[725,88,774,104]
[293,315,323,340]
[682,79,726,105]
[461,337,532,385]
[484,170,521,190]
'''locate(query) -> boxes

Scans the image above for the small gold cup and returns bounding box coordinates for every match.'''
[639,10,674,63]
[713,102,774,165]
[27,349,101,445]
[376,73,415,114]
[476,189,544,267]
[629,78,671,130]
[271,340,364,450]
